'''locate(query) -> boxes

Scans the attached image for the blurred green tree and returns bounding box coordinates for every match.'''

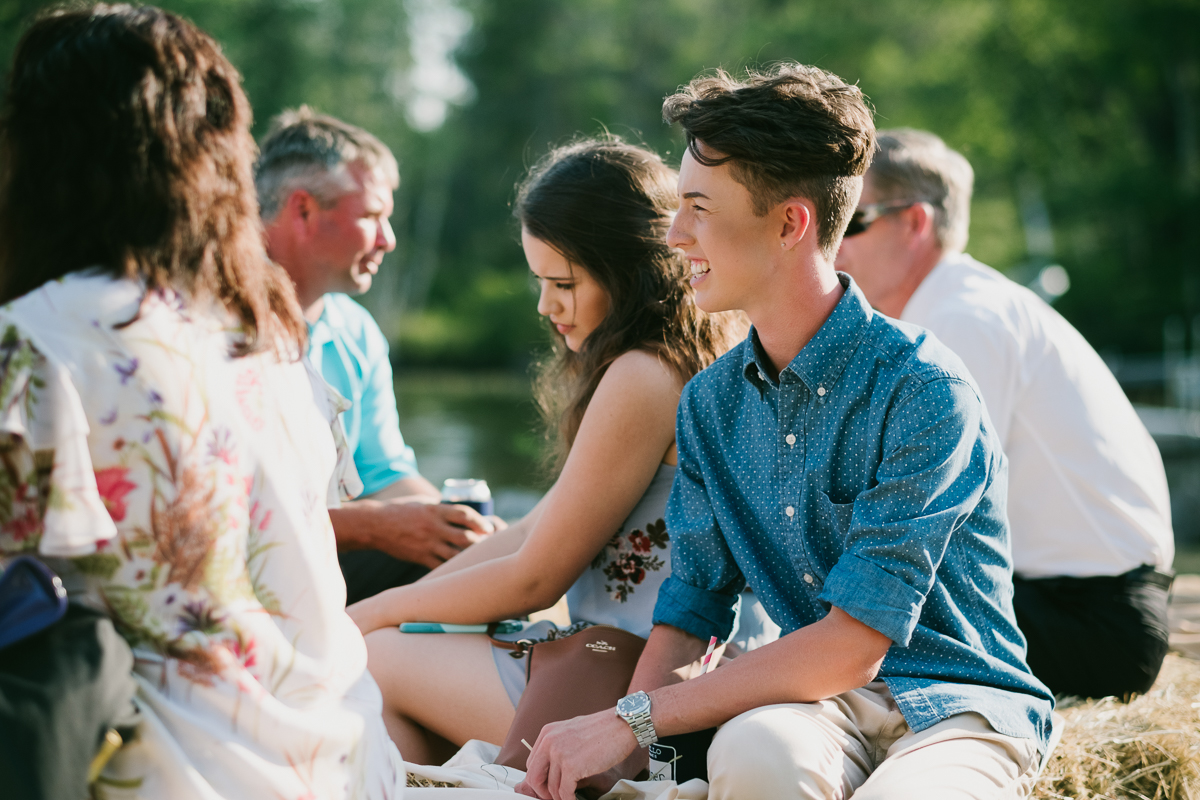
[1,0,1196,367]
[423,0,1199,364]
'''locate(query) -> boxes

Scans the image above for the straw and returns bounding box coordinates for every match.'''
[700,635,719,675]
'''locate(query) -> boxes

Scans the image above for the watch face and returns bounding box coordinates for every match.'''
[618,692,650,716]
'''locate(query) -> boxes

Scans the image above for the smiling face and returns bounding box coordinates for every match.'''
[308,162,396,297]
[666,149,781,316]
[523,228,611,352]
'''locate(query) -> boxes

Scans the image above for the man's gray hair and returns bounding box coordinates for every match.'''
[255,106,399,221]
[870,129,973,253]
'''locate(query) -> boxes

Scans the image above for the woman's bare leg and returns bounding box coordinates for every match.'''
[365,629,516,765]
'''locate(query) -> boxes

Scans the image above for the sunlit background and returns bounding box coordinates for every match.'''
[1,0,1197,546]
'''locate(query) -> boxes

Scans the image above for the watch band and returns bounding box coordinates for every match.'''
[627,710,657,748]
[617,691,658,748]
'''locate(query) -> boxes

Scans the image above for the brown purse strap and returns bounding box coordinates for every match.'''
[486,622,533,657]
[486,620,594,659]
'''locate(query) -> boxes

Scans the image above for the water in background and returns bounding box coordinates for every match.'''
[395,373,1200,572]
[395,371,546,520]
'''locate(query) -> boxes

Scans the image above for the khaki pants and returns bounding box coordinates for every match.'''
[707,682,1039,800]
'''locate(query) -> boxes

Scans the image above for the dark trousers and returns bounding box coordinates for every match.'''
[1012,565,1172,699]
[339,550,429,606]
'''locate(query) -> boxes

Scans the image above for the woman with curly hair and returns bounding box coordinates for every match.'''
[0,5,403,797]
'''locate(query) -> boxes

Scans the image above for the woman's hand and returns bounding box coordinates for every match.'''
[346,596,386,635]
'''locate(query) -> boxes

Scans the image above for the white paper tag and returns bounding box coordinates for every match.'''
[647,742,677,782]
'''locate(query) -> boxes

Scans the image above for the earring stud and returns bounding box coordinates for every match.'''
[781,242,787,249]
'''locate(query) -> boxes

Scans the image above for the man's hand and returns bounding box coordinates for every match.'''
[516,708,643,800]
[330,498,505,569]
[381,500,499,566]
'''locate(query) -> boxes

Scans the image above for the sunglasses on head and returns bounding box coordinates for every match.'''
[843,201,917,237]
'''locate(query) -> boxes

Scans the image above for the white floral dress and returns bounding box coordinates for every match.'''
[0,273,404,799]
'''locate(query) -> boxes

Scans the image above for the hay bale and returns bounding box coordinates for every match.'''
[1035,654,1200,799]
[406,774,461,788]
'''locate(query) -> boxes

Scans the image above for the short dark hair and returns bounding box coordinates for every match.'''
[256,106,399,221]
[0,3,305,355]
[663,64,875,258]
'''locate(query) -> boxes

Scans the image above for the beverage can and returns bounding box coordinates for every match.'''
[440,478,494,516]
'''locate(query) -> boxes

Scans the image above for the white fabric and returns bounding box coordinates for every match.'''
[0,273,397,799]
[566,463,676,637]
[901,253,1173,577]
[404,739,709,799]
[0,285,126,556]
[564,464,773,642]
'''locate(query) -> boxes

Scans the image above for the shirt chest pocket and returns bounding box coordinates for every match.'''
[789,489,855,594]
[813,489,855,547]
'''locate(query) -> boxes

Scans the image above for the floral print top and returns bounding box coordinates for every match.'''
[0,273,403,800]
[565,463,674,638]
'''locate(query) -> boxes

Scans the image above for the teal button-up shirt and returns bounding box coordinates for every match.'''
[307,293,419,496]
[653,274,1054,752]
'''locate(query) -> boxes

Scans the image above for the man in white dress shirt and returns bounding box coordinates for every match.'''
[836,128,1174,698]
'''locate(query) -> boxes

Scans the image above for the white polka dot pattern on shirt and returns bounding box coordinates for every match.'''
[652,274,1053,754]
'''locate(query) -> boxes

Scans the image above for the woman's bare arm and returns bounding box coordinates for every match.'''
[347,350,682,633]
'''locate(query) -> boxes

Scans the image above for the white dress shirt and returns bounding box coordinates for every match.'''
[902,252,1173,577]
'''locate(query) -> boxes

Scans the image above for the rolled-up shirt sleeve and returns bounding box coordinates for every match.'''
[819,374,997,647]
[653,384,746,642]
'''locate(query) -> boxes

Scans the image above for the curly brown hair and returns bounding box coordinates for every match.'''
[0,4,305,355]
[517,136,745,475]
[663,63,876,259]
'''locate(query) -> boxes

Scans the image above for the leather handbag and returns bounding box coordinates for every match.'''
[492,623,646,771]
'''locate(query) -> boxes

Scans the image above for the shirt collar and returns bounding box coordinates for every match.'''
[306,293,344,348]
[742,272,873,396]
[899,251,970,325]
[740,330,773,391]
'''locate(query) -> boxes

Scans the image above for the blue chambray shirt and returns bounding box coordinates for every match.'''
[653,274,1054,752]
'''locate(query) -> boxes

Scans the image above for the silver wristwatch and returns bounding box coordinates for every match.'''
[616,690,658,748]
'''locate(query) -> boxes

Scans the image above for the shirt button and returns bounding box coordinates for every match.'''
[785,506,795,517]
[817,386,826,397]
[785,433,796,446]
[758,370,766,381]
[803,573,814,584]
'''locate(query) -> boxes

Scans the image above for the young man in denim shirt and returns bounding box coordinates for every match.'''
[519,65,1054,800]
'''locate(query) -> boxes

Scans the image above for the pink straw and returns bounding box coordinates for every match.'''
[699,635,718,674]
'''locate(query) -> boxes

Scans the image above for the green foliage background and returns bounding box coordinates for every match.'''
[2,0,1197,369]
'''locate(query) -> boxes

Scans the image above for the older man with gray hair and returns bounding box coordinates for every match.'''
[258,108,496,604]
[836,128,1174,698]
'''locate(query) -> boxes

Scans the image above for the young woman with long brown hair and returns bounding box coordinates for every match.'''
[348,136,750,764]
